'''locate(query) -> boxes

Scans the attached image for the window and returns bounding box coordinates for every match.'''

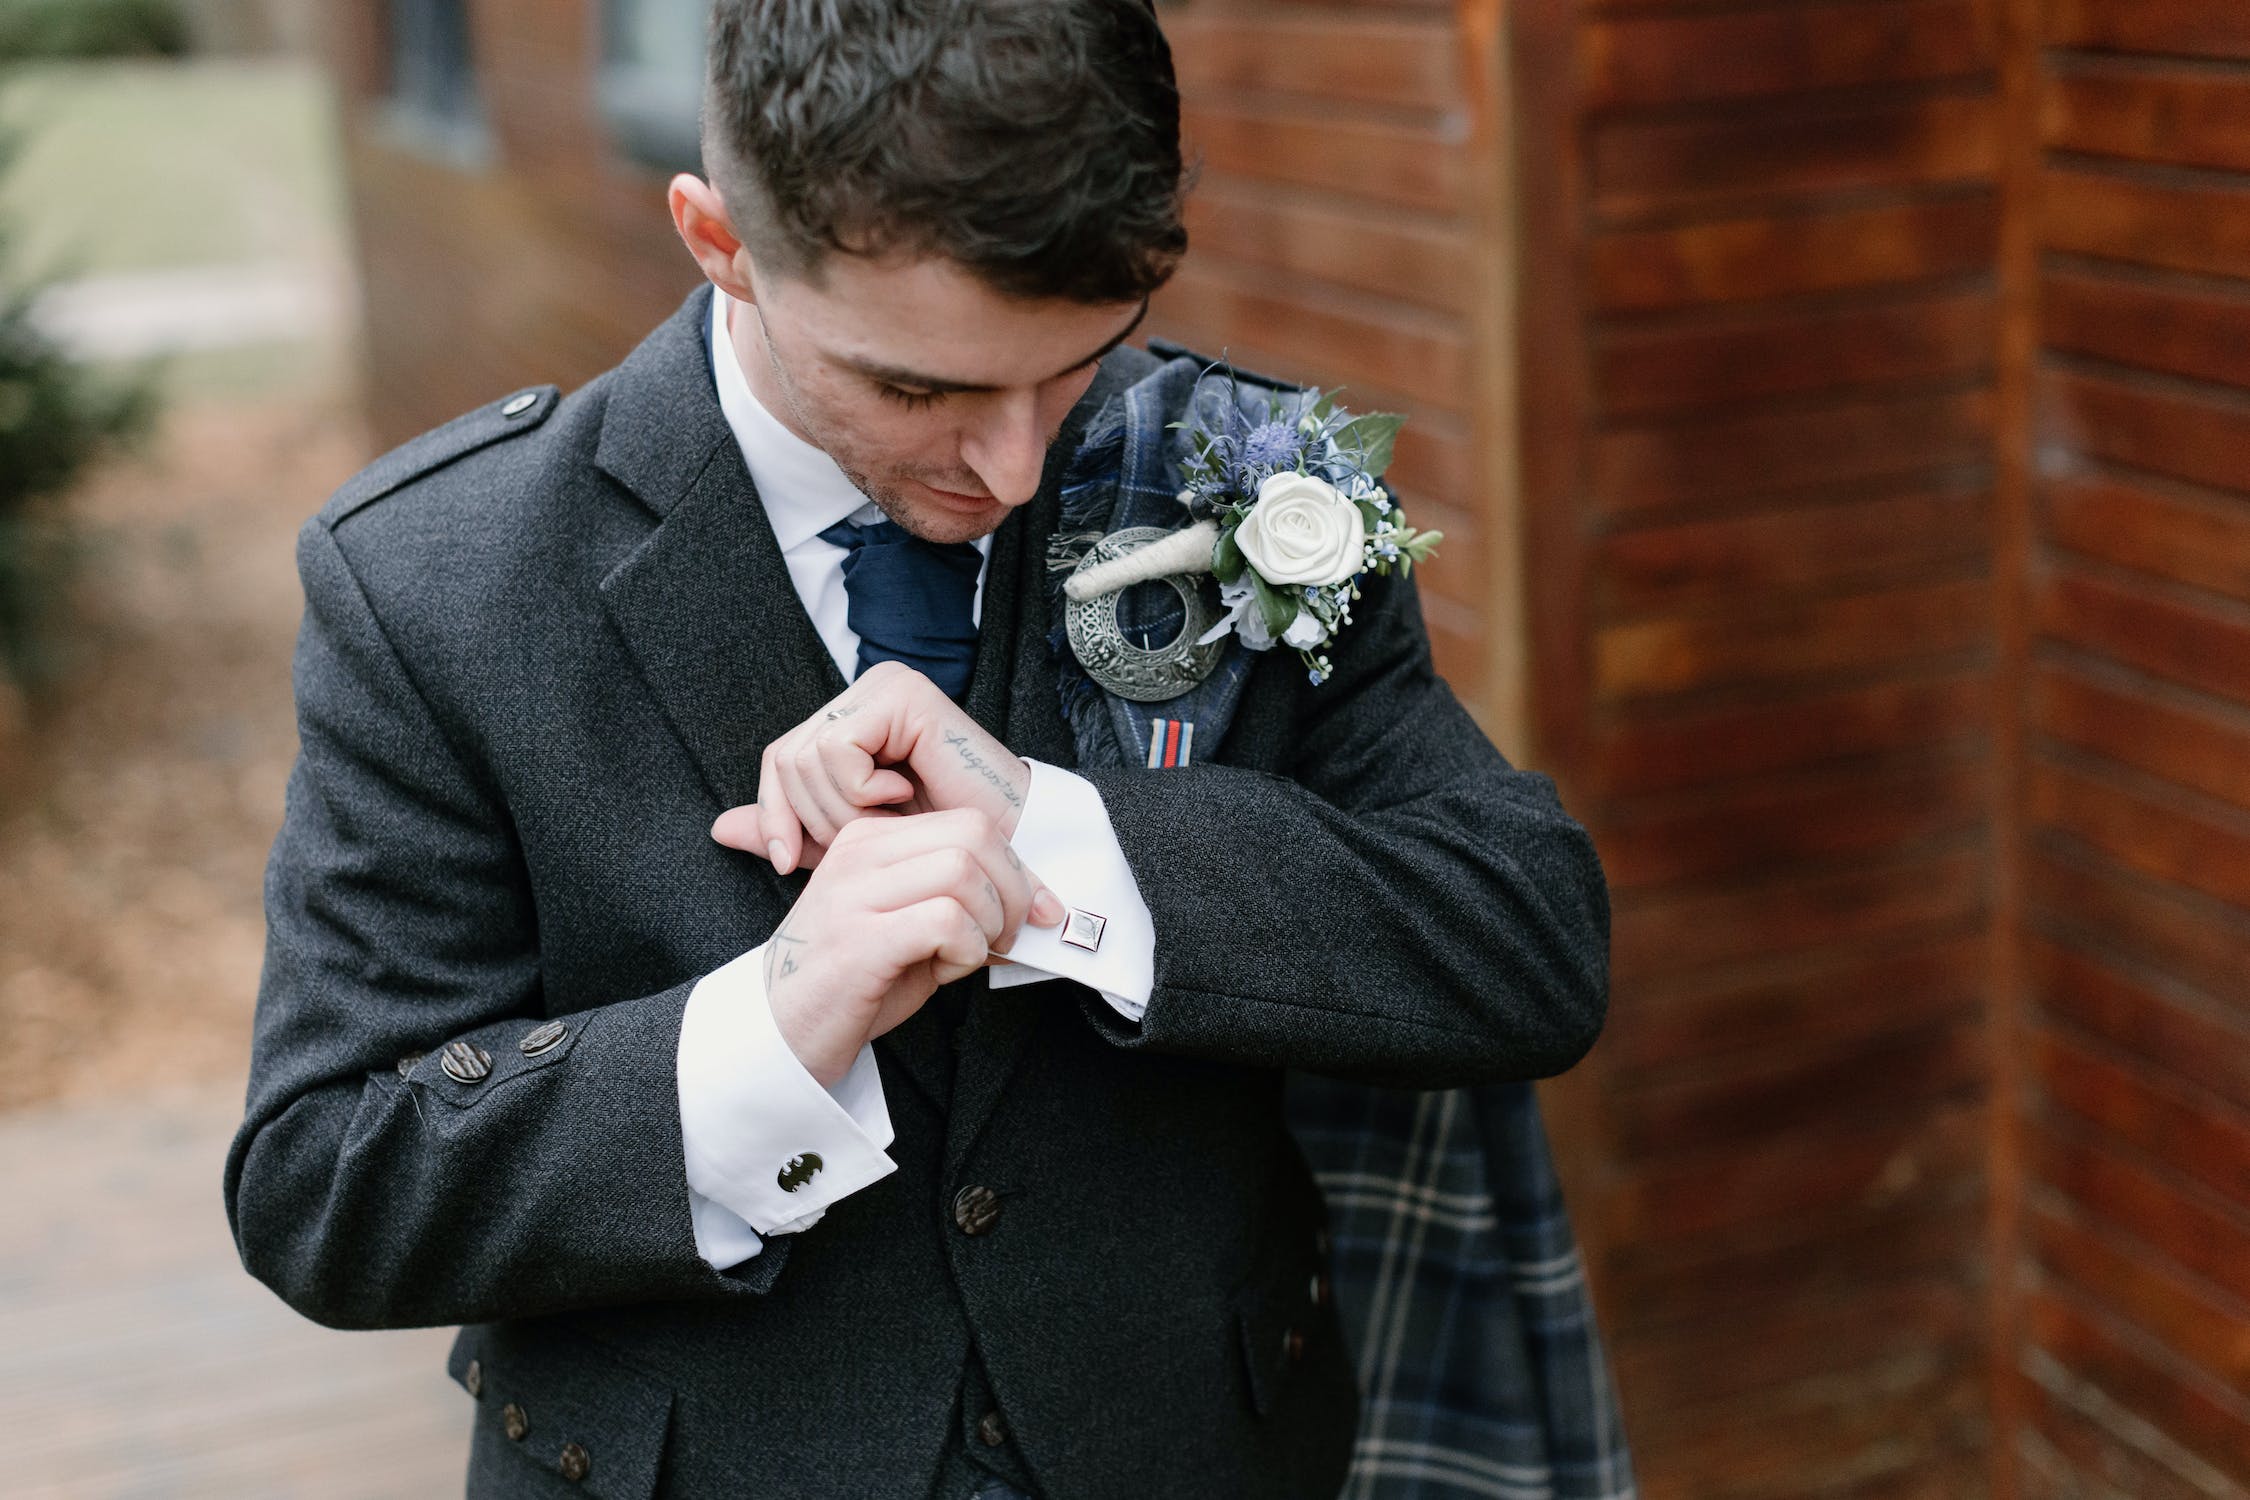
[600,0,708,172]
[382,0,489,165]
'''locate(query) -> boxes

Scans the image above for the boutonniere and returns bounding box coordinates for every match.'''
[1064,372,1442,686]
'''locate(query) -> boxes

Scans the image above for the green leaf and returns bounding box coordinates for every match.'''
[1354,499,1384,534]
[1249,572,1298,640]
[1212,525,1246,585]
[1333,412,1406,477]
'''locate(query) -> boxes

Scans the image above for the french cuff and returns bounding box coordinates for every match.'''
[677,943,897,1247]
[987,758,1155,1019]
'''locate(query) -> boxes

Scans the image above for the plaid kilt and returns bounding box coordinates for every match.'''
[1048,345,1635,1499]
[1287,1077,1634,1500]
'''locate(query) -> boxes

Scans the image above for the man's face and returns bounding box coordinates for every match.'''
[731,251,1148,545]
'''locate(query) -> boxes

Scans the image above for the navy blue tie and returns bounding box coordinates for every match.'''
[817,515,983,701]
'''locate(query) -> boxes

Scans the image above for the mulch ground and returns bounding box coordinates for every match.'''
[0,394,368,1112]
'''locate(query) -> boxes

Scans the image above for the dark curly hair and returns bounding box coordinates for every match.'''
[702,0,1190,304]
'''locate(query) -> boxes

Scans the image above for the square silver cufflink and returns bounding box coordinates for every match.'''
[1061,907,1107,953]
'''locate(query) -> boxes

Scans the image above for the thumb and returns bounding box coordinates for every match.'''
[710,803,762,852]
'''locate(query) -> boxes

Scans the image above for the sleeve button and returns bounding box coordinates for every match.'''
[440,1041,492,1084]
[519,1020,567,1056]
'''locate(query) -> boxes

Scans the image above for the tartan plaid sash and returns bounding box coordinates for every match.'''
[1046,347,1636,1499]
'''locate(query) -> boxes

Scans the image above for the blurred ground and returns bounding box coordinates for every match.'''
[0,1089,463,1497]
[0,395,357,1109]
[0,53,474,1494]
[0,54,357,1110]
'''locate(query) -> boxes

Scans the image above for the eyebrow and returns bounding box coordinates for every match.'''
[841,298,1151,394]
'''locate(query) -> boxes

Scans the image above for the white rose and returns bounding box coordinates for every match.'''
[1234,472,1367,587]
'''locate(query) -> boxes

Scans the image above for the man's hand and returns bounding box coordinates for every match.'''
[714,660,1033,876]
[755,808,1059,1086]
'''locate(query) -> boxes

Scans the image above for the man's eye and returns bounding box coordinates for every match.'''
[877,384,941,410]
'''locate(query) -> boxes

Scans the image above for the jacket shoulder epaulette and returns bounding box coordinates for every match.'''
[319,384,561,528]
[1144,338,1306,395]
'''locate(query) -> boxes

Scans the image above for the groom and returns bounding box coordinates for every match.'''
[226,2,1617,1497]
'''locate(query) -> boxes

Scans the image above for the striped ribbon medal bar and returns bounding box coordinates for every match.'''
[1144,717,1195,769]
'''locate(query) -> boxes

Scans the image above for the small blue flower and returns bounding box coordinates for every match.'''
[1239,420,1301,473]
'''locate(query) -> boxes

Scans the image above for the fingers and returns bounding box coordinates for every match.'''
[858,848,1010,950]
[776,745,857,849]
[882,897,991,988]
[845,812,1040,952]
[756,743,806,875]
[838,809,1064,944]
[751,677,934,871]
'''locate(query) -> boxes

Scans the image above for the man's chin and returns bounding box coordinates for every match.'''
[872,479,1010,544]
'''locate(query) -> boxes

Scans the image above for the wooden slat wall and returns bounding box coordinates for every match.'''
[1515,1,2006,1493]
[2011,2,2250,1493]
[1148,0,1517,721]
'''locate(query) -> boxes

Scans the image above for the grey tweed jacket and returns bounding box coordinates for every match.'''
[225,287,1610,1500]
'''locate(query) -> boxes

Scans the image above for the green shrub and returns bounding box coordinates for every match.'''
[0,0,189,63]
[0,131,152,690]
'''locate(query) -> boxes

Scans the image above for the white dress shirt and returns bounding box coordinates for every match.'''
[678,289,1156,1269]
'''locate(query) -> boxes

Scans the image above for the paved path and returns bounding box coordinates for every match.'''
[29,262,351,360]
[0,1089,468,1498]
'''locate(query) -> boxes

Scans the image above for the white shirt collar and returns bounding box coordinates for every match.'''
[708,288,884,554]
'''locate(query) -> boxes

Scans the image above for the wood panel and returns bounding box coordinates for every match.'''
[1596,289,1996,417]
[1597,486,1991,615]
[1590,92,1999,220]
[1582,0,1993,113]
[2044,68,2250,174]
[2023,149,2250,1446]
[1520,0,2018,1489]
[1589,193,1997,313]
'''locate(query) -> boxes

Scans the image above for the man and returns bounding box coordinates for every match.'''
[225,2,1614,1496]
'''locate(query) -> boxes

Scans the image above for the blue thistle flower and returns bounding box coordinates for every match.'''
[1238,420,1301,474]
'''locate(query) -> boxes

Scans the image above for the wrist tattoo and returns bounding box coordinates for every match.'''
[941,727,1022,809]
[766,921,808,991]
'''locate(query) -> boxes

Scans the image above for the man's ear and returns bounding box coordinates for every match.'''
[668,175,756,303]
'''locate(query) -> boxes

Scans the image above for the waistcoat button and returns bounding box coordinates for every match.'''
[952,1185,1001,1235]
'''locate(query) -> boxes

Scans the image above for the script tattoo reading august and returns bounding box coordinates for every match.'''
[942,727,1021,809]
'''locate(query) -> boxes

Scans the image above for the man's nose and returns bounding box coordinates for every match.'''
[959,389,1048,508]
